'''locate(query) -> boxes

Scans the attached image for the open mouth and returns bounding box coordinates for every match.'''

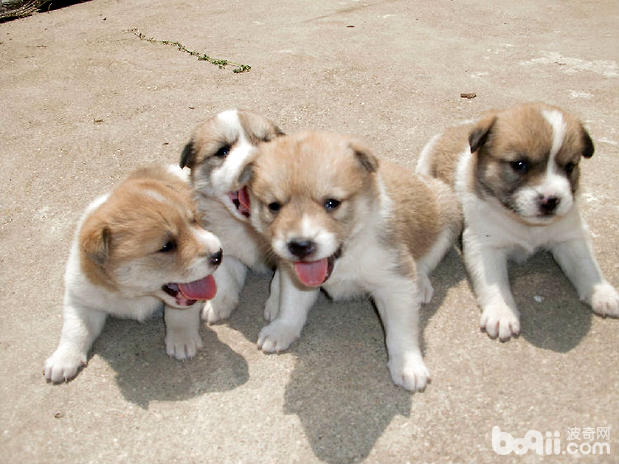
[227,186,251,218]
[292,246,342,288]
[162,274,217,307]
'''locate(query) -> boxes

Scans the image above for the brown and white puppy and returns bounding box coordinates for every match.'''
[180,109,284,323]
[244,131,461,392]
[416,102,619,341]
[44,165,222,383]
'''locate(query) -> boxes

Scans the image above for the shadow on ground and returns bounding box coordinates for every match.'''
[228,248,464,464]
[94,315,249,408]
[508,251,593,352]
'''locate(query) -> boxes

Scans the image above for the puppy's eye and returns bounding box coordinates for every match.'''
[214,145,231,158]
[564,162,576,174]
[509,160,529,174]
[324,199,341,211]
[159,240,177,253]
[267,202,281,213]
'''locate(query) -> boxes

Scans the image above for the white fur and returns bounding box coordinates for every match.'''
[191,110,257,222]
[271,214,339,262]
[142,189,170,204]
[445,111,619,340]
[415,133,441,176]
[44,168,221,383]
[258,172,440,392]
[190,110,274,323]
[211,111,256,197]
[513,110,573,221]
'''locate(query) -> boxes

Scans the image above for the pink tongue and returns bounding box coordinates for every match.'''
[178,275,217,300]
[238,186,250,215]
[293,259,329,287]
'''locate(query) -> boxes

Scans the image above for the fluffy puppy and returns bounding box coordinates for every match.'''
[180,109,284,323]
[44,165,222,383]
[416,102,619,341]
[244,131,461,392]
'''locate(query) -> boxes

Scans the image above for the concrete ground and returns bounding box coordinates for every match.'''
[1,1,618,463]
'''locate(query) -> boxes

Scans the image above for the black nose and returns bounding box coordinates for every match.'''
[209,249,223,266]
[287,240,316,259]
[539,196,560,214]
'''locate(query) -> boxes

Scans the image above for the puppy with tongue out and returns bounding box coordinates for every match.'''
[245,131,462,392]
[44,165,222,383]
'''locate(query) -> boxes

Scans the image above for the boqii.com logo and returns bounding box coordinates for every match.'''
[491,425,611,456]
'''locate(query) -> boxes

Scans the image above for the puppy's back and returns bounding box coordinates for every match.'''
[416,123,472,187]
[380,160,461,261]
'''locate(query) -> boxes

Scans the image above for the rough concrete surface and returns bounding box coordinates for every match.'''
[1,1,618,463]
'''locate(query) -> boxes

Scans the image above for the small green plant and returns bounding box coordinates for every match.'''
[130,28,251,73]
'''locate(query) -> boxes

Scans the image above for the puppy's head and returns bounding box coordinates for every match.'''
[80,166,223,308]
[246,131,379,287]
[469,102,594,225]
[180,109,284,221]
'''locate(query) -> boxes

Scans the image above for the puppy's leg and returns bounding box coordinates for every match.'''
[264,268,281,321]
[202,256,247,323]
[417,226,459,303]
[164,304,203,360]
[44,302,107,383]
[464,228,520,340]
[258,267,319,353]
[551,238,619,317]
[372,276,430,392]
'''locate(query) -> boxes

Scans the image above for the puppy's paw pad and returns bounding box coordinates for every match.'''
[257,321,298,353]
[165,330,203,360]
[591,283,619,318]
[480,306,520,341]
[44,347,87,383]
[388,355,430,392]
[418,273,434,304]
[202,298,237,324]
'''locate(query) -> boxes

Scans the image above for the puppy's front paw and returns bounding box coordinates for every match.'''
[590,282,619,318]
[257,321,299,353]
[202,296,238,324]
[44,345,87,383]
[388,352,430,392]
[480,305,520,341]
[165,328,203,360]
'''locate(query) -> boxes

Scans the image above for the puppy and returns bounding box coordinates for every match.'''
[180,109,284,323]
[416,102,619,341]
[244,131,461,392]
[44,165,223,383]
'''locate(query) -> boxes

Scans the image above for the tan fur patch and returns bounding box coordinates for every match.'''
[251,131,459,279]
[251,132,376,244]
[423,102,592,200]
[381,161,460,261]
[184,109,283,176]
[79,165,205,289]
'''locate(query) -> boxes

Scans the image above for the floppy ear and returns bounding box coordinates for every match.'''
[180,140,196,169]
[469,114,497,153]
[582,128,594,158]
[349,141,379,173]
[81,224,111,267]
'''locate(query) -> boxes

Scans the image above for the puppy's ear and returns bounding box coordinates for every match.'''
[349,141,379,173]
[582,127,594,159]
[469,114,497,153]
[238,110,286,142]
[81,224,111,267]
[180,140,196,169]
